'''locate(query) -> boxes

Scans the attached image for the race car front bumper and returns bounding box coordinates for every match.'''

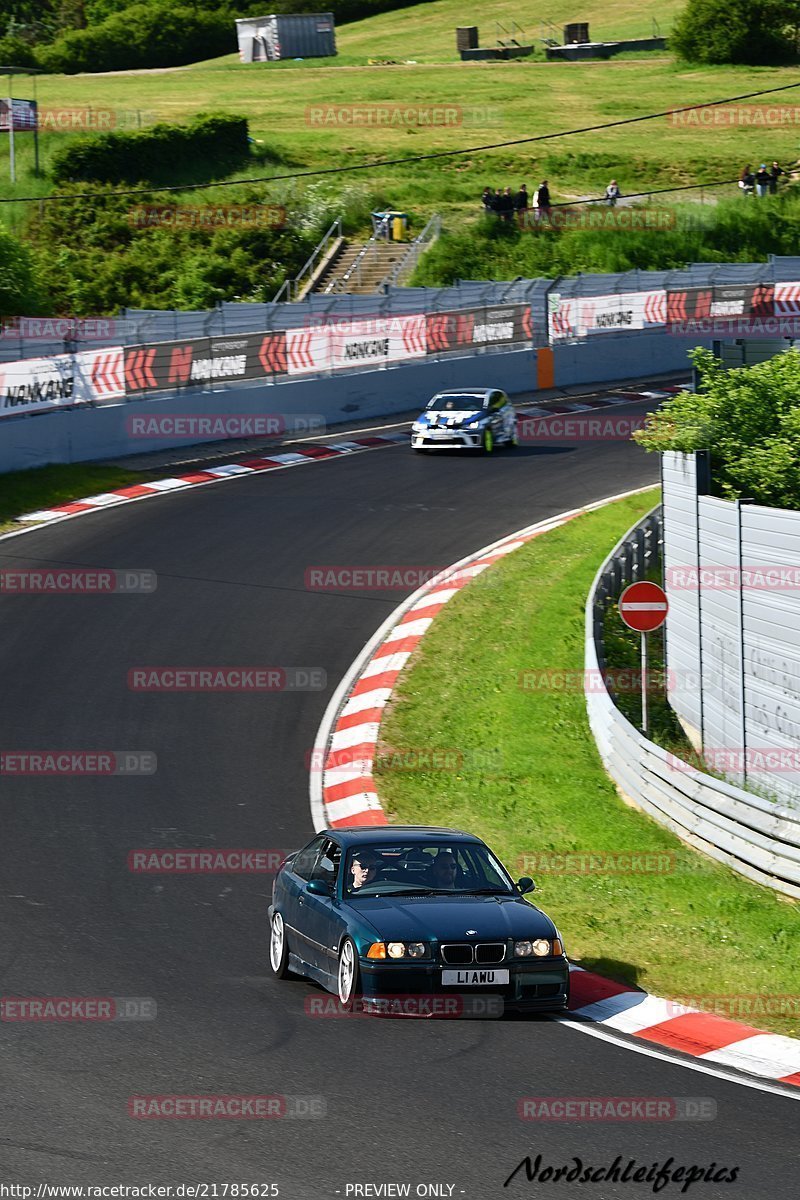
[411,427,483,449]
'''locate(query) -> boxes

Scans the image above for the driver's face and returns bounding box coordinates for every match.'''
[351,860,376,888]
[433,858,457,881]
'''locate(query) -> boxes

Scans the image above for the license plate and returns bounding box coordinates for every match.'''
[442,969,509,986]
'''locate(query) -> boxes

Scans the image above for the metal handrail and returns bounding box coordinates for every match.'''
[272,217,342,303]
[326,234,382,294]
[378,214,441,291]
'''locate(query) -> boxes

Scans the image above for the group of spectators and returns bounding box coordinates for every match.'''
[481,179,623,222]
[739,163,787,197]
[481,182,551,220]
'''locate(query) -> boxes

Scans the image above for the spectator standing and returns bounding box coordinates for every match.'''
[498,186,515,222]
[738,165,754,196]
[536,179,552,221]
[514,184,529,213]
[605,179,621,206]
[769,162,786,195]
[755,164,770,198]
[481,187,494,212]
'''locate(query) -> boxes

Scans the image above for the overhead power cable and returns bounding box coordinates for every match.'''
[3,79,800,205]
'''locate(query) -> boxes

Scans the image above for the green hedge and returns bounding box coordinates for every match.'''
[37,2,235,74]
[51,112,250,186]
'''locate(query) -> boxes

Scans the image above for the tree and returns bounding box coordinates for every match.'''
[633,347,800,509]
[671,0,799,64]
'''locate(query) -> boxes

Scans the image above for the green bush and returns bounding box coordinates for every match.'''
[37,1,234,74]
[0,223,47,318]
[671,0,799,64]
[50,112,249,186]
[0,34,39,67]
[634,348,800,509]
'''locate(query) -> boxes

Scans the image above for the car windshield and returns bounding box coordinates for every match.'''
[343,841,516,898]
[427,394,487,412]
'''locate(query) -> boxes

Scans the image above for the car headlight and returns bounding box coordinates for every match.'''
[514,938,555,957]
[371,941,428,960]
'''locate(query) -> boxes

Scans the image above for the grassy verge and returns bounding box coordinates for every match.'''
[376,488,800,1036]
[0,463,145,536]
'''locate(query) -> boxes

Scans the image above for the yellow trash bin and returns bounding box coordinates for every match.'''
[392,215,408,241]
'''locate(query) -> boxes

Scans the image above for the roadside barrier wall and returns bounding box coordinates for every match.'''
[586,506,800,898]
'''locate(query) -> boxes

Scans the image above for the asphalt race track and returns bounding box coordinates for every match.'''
[1,403,796,1198]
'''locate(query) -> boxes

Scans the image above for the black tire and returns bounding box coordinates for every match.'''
[269,910,291,979]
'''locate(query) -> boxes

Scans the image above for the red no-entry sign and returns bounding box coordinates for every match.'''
[618,581,669,632]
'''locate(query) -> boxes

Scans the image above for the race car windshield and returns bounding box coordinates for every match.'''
[344,842,515,897]
[427,394,487,411]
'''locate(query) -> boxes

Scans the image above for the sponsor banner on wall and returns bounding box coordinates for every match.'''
[667,283,775,329]
[550,291,666,340]
[328,314,426,371]
[124,333,289,394]
[0,355,78,418]
[774,281,800,316]
[74,346,125,404]
[426,306,530,353]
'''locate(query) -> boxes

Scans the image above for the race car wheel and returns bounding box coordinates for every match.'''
[508,427,519,448]
[269,911,291,979]
[481,427,495,454]
[338,937,360,1007]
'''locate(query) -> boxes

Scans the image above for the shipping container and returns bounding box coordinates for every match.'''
[235,13,336,62]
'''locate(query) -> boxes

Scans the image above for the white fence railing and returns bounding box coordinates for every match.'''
[585,508,800,900]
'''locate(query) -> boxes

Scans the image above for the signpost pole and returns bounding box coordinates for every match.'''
[7,78,15,184]
[641,630,648,735]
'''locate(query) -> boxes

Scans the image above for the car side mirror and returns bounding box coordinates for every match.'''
[307,879,332,897]
[516,876,535,895]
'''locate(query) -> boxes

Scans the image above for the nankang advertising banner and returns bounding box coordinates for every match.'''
[549,291,667,340]
[0,355,79,418]
[123,333,288,394]
[426,306,530,353]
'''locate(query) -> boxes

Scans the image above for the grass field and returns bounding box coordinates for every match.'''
[375,490,800,1036]
[1,0,798,238]
[0,463,146,535]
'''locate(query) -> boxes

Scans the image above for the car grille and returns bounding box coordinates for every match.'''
[440,942,506,965]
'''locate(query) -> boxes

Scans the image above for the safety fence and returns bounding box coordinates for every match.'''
[586,507,800,900]
[5,254,800,422]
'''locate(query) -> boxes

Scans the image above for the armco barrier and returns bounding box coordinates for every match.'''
[0,331,703,473]
[586,508,800,900]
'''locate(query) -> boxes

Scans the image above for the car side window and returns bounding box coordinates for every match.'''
[291,835,325,881]
[310,838,341,887]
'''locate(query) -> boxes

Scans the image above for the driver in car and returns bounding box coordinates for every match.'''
[350,850,380,891]
[428,850,458,889]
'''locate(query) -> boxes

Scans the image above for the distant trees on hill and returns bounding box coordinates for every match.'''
[672,0,800,64]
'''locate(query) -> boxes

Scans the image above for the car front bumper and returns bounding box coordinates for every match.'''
[411,427,484,450]
[358,956,570,1014]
